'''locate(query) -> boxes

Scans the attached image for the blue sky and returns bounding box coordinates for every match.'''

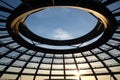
[25,7,97,40]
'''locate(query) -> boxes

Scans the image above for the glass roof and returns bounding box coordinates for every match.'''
[0,0,120,80]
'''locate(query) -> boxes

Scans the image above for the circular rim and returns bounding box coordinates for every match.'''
[7,0,117,54]
[18,7,103,46]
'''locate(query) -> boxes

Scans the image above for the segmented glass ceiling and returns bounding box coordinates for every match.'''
[0,0,120,80]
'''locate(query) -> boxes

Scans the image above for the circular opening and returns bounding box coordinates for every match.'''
[8,2,116,53]
[25,7,98,40]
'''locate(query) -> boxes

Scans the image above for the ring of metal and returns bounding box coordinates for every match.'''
[7,0,117,54]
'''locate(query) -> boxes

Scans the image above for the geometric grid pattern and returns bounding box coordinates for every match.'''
[0,0,120,80]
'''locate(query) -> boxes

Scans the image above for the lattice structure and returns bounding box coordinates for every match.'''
[0,0,120,80]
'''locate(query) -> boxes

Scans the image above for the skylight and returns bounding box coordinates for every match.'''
[25,7,97,40]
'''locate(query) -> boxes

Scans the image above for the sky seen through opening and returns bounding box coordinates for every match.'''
[26,7,98,40]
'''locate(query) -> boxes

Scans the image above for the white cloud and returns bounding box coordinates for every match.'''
[52,28,73,40]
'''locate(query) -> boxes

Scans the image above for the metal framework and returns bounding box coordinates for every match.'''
[0,0,120,80]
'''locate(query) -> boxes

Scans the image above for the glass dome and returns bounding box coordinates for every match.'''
[0,0,120,80]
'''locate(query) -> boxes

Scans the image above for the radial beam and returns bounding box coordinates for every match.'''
[33,53,46,80]
[0,46,21,59]
[49,54,55,80]
[0,5,13,13]
[0,50,29,77]
[81,52,98,80]
[90,50,117,80]
[72,53,81,80]
[16,51,38,80]
[103,0,119,6]
[113,12,120,17]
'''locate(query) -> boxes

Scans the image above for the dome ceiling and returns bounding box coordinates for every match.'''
[0,0,120,80]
